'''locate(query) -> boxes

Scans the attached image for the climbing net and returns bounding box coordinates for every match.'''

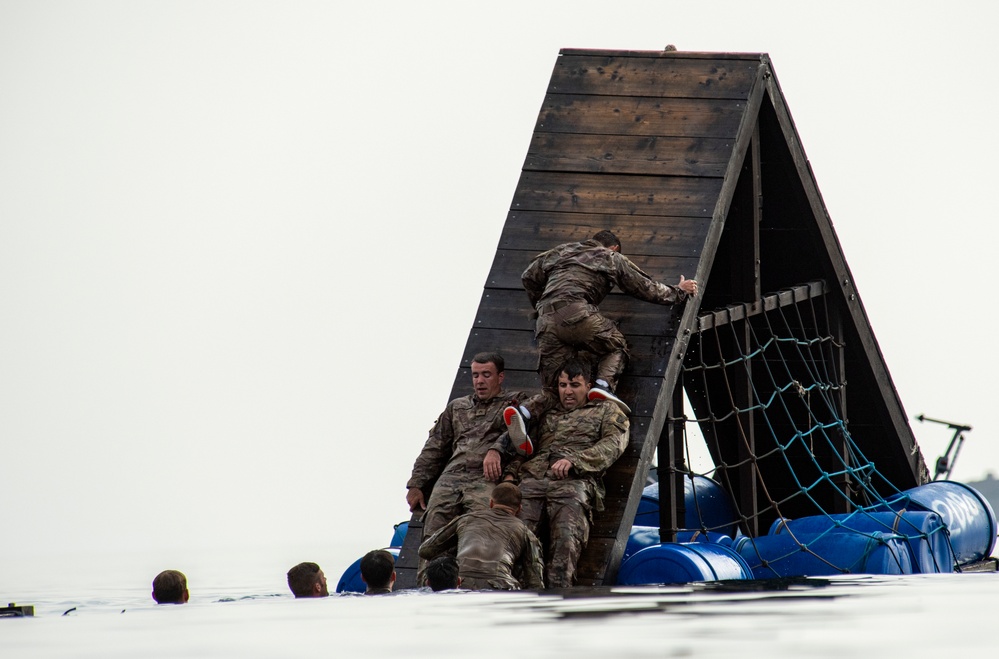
[672,287,951,575]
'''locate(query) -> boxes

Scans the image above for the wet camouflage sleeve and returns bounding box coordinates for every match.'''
[522,249,552,307]
[519,527,546,590]
[406,403,456,491]
[418,514,460,560]
[609,251,687,306]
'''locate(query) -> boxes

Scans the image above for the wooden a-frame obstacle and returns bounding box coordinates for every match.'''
[395,49,930,589]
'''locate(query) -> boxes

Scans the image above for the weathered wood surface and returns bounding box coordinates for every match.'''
[511,171,723,217]
[550,53,761,99]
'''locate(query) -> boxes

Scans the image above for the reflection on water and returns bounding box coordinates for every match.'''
[3,574,998,657]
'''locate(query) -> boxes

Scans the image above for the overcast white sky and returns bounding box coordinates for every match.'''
[2,1,996,592]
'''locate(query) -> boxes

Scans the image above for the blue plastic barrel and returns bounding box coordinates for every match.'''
[735,531,913,579]
[634,475,739,536]
[617,542,753,585]
[876,481,996,566]
[390,521,409,547]
[624,527,736,564]
[770,511,954,574]
[335,547,401,594]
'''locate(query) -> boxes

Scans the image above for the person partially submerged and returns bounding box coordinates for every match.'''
[152,569,189,604]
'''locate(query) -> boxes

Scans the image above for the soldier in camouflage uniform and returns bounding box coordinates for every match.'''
[522,230,697,409]
[406,352,530,547]
[509,359,629,588]
[418,482,545,591]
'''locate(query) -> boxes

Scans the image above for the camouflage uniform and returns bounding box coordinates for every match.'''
[513,399,629,588]
[418,506,545,590]
[407,390,527,540]
[522,239,687,391]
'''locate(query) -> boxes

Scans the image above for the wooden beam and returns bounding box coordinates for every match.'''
[696,280,826,332]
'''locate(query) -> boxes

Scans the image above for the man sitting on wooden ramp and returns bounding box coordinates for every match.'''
[406,352,534,578]
[505,359,629,588]
[520,229,697,414]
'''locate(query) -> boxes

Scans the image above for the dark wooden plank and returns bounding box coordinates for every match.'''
[499,211,712,257]
[455,327,679,378]
[525,133,732,177]
[535,94,746,139]
[472,288,687,337]
[695,280,827,332]
[551,54,760,100]
[485,248,701,290]
[512,171,722,218]
[394,514,424,590]
[575,537,615,584]
[560,49,763,62]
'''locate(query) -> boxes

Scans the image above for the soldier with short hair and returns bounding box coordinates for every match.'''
[511,359,629,588]
[418,482,545,591]
[360,549,396,595]
[521,230,697,413]
[406,353,533,574]
[151,569,189,604]
[424,555,461,591]
[286,561,329,598]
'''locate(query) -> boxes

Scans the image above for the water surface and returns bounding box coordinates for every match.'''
[3,573,996,657]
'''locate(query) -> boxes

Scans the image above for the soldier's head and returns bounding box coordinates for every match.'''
[424,555,460,591]
[593,230,621,252]
[287,562,329,598]
[557,359,592,411]
[490,482,523,514]
[360,550,396,594]
[152,569,189,604]
[470,352,505,401]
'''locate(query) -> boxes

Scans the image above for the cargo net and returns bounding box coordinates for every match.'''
[672,291,953,576]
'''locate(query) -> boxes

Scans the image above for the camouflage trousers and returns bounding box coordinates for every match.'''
[418,473,494,580]
[518,476,593,588]
[536,304,629,391]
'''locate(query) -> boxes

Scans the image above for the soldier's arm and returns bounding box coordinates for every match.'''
[610,252,688,306]
[519,528,546,590]
[406,403,456,492]
[565,405,630,475]
[418,516,460,560]
[521,252,549,307]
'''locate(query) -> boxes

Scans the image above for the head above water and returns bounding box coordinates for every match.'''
[424,555,460,592]
[287,562,329,598]
[557,359,592,411]
[470,352,505,401]
[152,569,189,604]
[360,550,396,593]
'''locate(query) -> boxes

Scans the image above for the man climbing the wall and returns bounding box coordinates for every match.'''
[520,230,697,414]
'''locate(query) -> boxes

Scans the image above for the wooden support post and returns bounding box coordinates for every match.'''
[735,317,760,537]
[393,513,424,590]
[658,379,687,541]
[829,300,852,513]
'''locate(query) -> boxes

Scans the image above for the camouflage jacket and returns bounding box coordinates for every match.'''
[521,239,686,309]
[418,506,545,590]
[407,390,527,491]
[512,399,629,511]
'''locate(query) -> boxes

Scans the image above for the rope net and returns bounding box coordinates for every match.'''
[670,288,951,575]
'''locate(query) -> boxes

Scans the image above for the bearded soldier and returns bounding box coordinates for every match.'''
[510,359,629,588]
